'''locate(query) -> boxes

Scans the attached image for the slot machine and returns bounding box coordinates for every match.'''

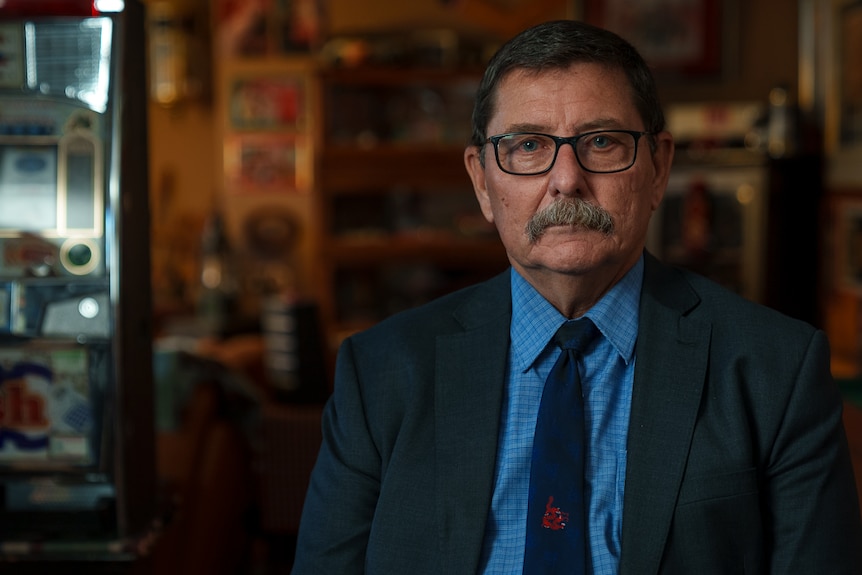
[0,0,154,559]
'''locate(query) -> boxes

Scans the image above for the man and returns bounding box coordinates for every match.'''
[292,20,862,574]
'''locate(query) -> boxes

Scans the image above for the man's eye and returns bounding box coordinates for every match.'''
[520,139,539,152]
[591,135,611,148]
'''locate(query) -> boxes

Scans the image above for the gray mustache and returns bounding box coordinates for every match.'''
[525,198,614,242]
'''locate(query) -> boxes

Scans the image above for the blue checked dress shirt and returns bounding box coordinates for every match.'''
[478,256,642,575]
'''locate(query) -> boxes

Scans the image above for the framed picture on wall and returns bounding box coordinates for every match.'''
[228,75,305,131]
[582,0,724,78]
[819,0,862,154]
[837,1,862,149]
[224,135,309,193]
[806,0,862,184]
[273,0,326,53]
[216,0,326,56]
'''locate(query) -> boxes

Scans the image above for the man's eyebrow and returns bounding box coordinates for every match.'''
[500,118,629,134]
[575,118,627,132]
[501,123,549,134]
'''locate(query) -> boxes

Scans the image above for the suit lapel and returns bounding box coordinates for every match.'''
[619,255,710,575]
[434,272,511,573]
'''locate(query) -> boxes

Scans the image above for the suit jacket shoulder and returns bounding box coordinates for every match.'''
[293,270,513,575]
[623,253,861,574]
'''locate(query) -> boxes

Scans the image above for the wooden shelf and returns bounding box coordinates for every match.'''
[320,146,471,190]
[314,63,509,347]
[320,65,484,85]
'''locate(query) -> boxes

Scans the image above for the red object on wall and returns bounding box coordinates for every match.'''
[681,178,713,258]
[0,0,98,18]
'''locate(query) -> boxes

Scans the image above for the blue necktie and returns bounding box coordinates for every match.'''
[524,318,597,574]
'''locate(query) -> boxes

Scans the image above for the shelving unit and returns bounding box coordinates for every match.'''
[314,66,508,354]
[214,59,509,362]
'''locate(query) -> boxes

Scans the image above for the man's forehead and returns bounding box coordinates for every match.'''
[488,64,636,131]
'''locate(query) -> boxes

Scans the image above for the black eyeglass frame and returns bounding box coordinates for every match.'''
[485,129,653,176]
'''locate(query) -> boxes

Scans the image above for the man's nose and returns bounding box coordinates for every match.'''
[556,140,580,168]
[548,141,586,196]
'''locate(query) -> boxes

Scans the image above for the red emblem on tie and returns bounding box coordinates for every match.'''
[541,496,569,530]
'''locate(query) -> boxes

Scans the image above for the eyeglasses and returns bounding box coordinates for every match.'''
[486,129,651,176]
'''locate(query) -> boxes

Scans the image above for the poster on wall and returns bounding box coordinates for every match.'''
[229,75,305,131]
[224,134,309,193]
[216,0,326,56]
[811,0,862,184]
[583,0,723,78]
[840,1,862,150]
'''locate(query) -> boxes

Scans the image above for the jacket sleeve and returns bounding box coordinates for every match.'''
[291,337,379,574]
[765,329,862,574]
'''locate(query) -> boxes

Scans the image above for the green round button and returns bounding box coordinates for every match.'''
[66,243,92,267]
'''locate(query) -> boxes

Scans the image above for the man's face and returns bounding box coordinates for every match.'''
[464,62,673,286]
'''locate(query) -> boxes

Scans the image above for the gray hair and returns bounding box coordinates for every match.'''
[470,20,665,150]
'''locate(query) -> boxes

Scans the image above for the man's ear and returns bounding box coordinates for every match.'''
[648,131,675,211]
[464,145,495,223]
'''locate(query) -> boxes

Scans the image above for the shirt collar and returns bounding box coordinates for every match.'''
[510,254,643,372]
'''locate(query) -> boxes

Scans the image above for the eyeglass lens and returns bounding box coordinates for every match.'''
[495,131,638,174]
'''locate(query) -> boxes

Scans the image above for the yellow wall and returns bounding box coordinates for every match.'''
[149,102,216,315]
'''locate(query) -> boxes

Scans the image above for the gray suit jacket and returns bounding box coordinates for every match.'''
[292,253,862,574]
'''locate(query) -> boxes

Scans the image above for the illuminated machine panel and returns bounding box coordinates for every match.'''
[0,1,156,554]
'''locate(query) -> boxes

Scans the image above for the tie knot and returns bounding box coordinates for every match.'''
[554,318,598,353]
